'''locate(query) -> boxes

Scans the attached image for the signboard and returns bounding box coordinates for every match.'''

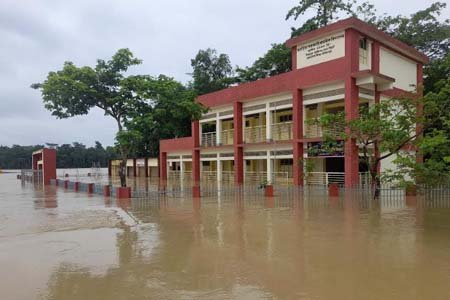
[297,32,345,69]
[307,141,344,157]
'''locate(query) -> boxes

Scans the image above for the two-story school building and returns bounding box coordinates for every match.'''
[159,17,428,188]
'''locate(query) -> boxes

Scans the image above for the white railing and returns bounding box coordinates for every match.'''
[359,172,372,186]
[201,171,217,181]
[245,125,266,143]
[222,171,235,182]
[21,169,43,184]
[245,171,290,185]
[305,172,345,186]
[220,129,234,145]
[168,170,181,179]
[304,121,345,138]
[272,122,293,141]
[202,132,217,147]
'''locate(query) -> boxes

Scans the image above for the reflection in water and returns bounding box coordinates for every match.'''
[2,172,450,299]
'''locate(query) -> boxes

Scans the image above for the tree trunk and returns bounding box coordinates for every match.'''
[116,118,127,188]
[370,165,380,198]
[118,158,127,187]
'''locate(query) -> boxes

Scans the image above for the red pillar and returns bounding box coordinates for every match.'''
[103,185,111,197]
[233,102,244,185]
[160,152,167,181]
[40,148,56,185]
[133,158,137,177]
[291,45,297,71]
[108,160,112,176]
[292,89,304,186]
[144,158,149,177]
[87,183,94,194]
[192,121,201,185]
[344,29,360,188]
[371,41,380,74]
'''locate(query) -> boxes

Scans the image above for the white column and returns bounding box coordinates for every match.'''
[216,113,221,145]
[303,105,306,137]
[242,114,246,143]
[199,123,203,146]
[266,103,272,141]
[217,154,222,184]
[266,151,273,183]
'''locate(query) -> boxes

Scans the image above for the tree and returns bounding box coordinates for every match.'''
[235,43,292,83]
[0,142,118,169]
[312,86,450,193]
[124,75,205,157]
[310,93,423,193]
[424,51,450,94]
[358,2,450,61]
[189,48,234,95]
[286,0,356,37]
[32,49,145,187]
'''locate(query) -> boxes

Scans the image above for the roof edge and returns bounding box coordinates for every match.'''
[285,17,429,64]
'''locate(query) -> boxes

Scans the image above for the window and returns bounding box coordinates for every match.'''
[359,37,368,66]
[279,115,293,123]
[359,38,367,50]
[280,159,293,166]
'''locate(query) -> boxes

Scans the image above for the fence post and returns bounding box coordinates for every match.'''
[103,185,111,197]
[87,183,94,194]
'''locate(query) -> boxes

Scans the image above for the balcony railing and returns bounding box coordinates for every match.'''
[200,171,236,182]
[201,171,217,181]
[244,125,266,143]
[305,172,372,186]
[272,121,293,141]
[222,171,235,182]
[201,132,217,147]
[305,172,345,186]
[220,129,234,145]
[304,120,345,138]
[245,171,291,185]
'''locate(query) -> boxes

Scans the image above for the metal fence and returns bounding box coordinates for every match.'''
[47,177,450,210]
[20,169,43,185]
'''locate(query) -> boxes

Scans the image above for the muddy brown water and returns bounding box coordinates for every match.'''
[1,171,450,299]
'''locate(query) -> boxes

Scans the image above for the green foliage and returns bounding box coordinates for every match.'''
[235,43,292,83]
[31,48,144,126]
[315,96,421,186]
[0,142,118,170]
[417,73,450,185]
[33,49,162,186]
[424,52,450,94]
[298,158,316,181]
[124,75,206,157]
[287,0,356,37]
[359,2,450,60]
[189,48,234,95]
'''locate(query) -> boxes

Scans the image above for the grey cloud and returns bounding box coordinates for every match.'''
[0,0,447,146]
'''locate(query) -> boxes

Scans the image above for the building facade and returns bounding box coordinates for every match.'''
[160,17,428,187]
[109,158,159,178]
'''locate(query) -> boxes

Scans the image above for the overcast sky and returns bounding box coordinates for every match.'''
[0,0,448,147]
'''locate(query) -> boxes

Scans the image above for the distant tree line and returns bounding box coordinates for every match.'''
[0,142,118,170]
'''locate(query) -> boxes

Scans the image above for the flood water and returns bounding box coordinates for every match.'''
[2,171,450,299]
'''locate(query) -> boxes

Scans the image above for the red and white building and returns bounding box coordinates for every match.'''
[160,17,428,187]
